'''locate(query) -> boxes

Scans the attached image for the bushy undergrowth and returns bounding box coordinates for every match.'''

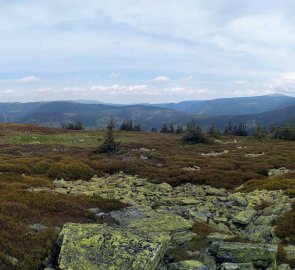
[0,124,294,268]
[241,176,295,195]
[47,160,95,180]
[275,202,295,244]
[0,171,126,269]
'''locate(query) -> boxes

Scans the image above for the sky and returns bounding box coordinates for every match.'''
[1,0,295,103]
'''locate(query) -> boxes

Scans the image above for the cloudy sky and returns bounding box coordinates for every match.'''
[1,0,295,103]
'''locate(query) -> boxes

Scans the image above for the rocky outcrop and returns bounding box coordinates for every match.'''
[58,223,170,270]
[45,173,295,269]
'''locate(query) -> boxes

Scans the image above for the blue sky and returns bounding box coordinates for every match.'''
[1,0,295,103]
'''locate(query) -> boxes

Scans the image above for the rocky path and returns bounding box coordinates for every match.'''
[36,173,295,270]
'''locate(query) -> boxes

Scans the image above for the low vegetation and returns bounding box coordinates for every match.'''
[0,123,294,269]
[275,202,295,245]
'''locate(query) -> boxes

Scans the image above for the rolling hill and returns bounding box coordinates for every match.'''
[0,94,294,130]
[151,94,295,115]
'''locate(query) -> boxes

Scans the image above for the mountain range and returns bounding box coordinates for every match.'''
[0,94,294,130]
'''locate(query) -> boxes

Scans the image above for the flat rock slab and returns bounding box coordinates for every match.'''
[110,206,193,234]
[210,242,277,269]
[58,223,170,270]
[232,209,257,225]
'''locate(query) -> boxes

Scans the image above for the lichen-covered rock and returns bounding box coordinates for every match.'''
[47,173,294,268]
[220,262,254,270]
[207,233,235,242]
[58,223,170,270]
[277,264,292,270]
[232,210,257,225]
[110,206,193,234]
[166,260,207,270]
[209,241,278,269]
[268,167,291,177]
[283,245,295,261]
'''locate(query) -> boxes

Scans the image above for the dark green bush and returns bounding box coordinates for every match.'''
[182,126,211,144]
[47,161,94,180]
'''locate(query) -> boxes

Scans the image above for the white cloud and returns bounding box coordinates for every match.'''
[0,75,41,83]
[180,76,193,83]
[1,89,14,94]
[152,76,170,82]
[20,75,41,83]
[164,87,211,95]
[109,72,123,79]
[1,1,295,102]
[35,88,51,93]
[90,84,155,95]
[281,72,295,80]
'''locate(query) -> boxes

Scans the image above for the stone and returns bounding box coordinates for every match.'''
[232,210,257,225]
[171,230,198,245]
[158,182,173,192]
[166,260,207,270]
[182,166,201,172]
[277,264,292,270]
[227,193,248,207]
[245,153,265,158]
[253,215,277,226]
[201,150,229,157]
[53,179,69,188]
[220,262,254,270]
[268,167,290,177]
[29,223,48,231]
[54,187,68,195]
[283,245,295,261]
[28,187,52,193]
[4,255,18,266]
[58,223,170,270]
[209,242,278,269]
[110,206,193,235]
[207,233,235,242]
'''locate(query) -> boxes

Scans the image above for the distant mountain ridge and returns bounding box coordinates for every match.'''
[0,94,294,130]
[150,94,295,115]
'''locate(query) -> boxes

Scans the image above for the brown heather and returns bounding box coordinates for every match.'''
[0,124,294,268]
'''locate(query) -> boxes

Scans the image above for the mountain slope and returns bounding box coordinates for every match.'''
[0,101,196,130]
[196,104,295,129]
[152,94,295,115]
[0,99,294,130]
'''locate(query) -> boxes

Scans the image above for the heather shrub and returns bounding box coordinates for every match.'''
[47,161,94,180]
[275,203,295,244]
[0,163,31,174]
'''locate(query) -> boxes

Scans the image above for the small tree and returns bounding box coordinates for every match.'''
[175,125,183,134]
[182,125,210,144]
[64,120,84,130]
[168,122,175,133]
[98,117,119,153]
[160,123,169,133]
[253,124,266,139]
[208,123,220,138]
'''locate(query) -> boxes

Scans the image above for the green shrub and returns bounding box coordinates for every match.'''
[272,125,295,141]
[32,161,51,174]
[182,126,211,144]
[0,163,31,174]
[47,161,94,180]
